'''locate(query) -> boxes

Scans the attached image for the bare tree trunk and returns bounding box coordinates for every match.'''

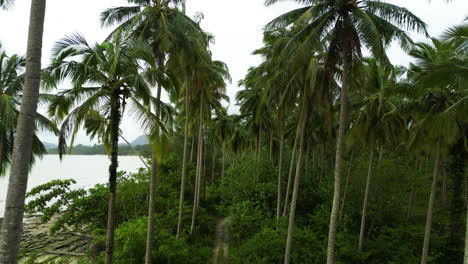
[0,1,47,262]
[276,133,284,224]
[326,52,350,264]
[358,139,375,251]
[190,97,203,235]
[420,139,442,264]
[340,151,354,220]
[284,111,307,264]
[283,124,300,216]
[221,141,226,180]
[105,94,121,264]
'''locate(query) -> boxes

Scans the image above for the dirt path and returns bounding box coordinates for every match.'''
[212,217,229,264]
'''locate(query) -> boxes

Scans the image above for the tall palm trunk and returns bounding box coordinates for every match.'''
[340,150,354,220]
[190,135,195,163]
[270,132,273,161]
[105,93,121,264]
[319,144,325,184]
[257,125,262,160]
[326,51,350,264]
[0,136,4,175]
[358,138,375,251]
[276,133,284,222]
[283,124,300,216]
[145,154,157,263]
[407,160,420,220]
[176,80,190,239]
[221,141,226,179]
[211,146,216,184]
[284,110,307,264]
[464,204,468,264]
[145,84,162,264]
[421,139,442,264]
[190,96,203,234]
[0,1,46,261]
[441,156,447,209]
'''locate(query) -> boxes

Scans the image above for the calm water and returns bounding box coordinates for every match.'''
[0,155,144,217]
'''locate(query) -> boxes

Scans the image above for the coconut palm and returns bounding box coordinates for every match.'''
[43,32,160,264]
[347,59,406,251]
[189,59,230,235]
[265,1,427,262]
[0,48,57,177]
[211,106,235,180]
[0,0,48,261]
[407,38,467,264]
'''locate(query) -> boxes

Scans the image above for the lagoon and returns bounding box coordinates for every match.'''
[0,155,144,217]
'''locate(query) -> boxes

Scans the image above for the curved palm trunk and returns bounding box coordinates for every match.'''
[326,53,350,264]
[420,139,442,264]
[105,94,121,264]
[190,96,203,234]
[176,82,190,239]
[284,112,307,264]
[0,1,46,261]
[276,133,284,223]
[282,124,300,216]
[358,139,375,251]
[144,85,162,264]
[339,150,354,220]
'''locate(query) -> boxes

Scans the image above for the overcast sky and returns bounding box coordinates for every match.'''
[0,0,466,145]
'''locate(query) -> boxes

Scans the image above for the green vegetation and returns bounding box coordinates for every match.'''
[0,0,467,264]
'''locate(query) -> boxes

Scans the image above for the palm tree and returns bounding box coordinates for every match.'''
[0,0,48,261]
[189,59,230,235]
[0,48,57,177]
[43,32,158,264]
[211,107,234,180]
[265,1,427,262]
[348,59,406,251]
[407,38,466,264]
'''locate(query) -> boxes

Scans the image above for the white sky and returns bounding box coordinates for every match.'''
[0,0,466,145]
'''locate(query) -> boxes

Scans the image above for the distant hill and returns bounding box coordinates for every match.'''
[131,135,149,146]
[42,142,57,150]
